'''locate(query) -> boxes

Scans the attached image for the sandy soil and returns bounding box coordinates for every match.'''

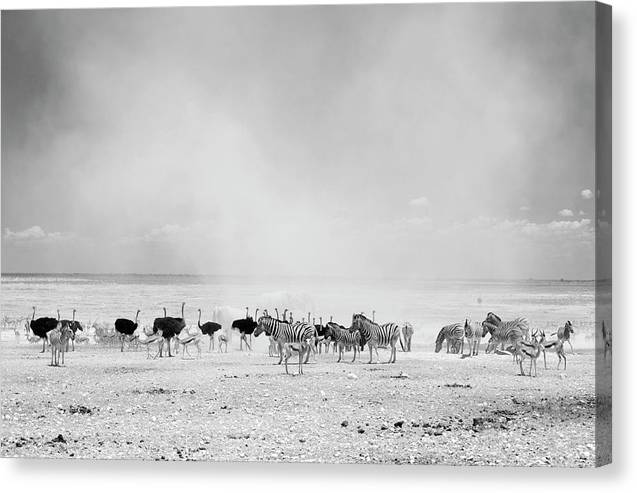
[0,338,599,466]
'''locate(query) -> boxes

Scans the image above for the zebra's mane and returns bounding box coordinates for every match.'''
[327,321,347,331]
[485,312,502,324]
[353,313,375,324]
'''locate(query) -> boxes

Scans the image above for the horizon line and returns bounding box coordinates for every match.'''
[0,272,600,282]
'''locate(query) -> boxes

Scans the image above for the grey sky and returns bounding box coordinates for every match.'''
[1,3,598,278]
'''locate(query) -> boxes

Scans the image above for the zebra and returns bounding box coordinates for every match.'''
[434,323,464,354]
[254,315,315,365]
[552,320,575,354]
[482,312,530,340]
[401,323,414,352]
[463,319,483,356]
[351,313,400,364]
[282,341,311,375]
[482,313,529,357]
[324,324,361,363]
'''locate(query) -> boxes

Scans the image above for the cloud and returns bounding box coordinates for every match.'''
[581,189,594,199]
[579,210,586,216]
[3,226,74,243]
[558,209,574,217]
[409,196,429,208]
[519,205,531,212]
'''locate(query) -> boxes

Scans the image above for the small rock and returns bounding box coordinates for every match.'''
[52,434,66,444]
[394,420,404,428]
[341,420,349,427]
[347,373,358,380]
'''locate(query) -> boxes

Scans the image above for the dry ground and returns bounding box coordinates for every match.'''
[1,337,600,466]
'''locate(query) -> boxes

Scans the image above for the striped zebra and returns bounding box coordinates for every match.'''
[482,313,529,356]
[324,324,361,363]
[351,313,400,364]
[463,319,483,356]
[434,323,464,354]
[254,315,315,365]
[552,320,575,354]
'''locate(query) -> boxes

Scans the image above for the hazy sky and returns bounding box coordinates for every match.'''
[2,3,599,279]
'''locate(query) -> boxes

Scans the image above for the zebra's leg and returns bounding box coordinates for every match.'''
[352,345,357,363]
[303,341,311,364]
[337,343,343,363]
[284,347,290,375]
[299,347,304,375]
[567,340,574,355]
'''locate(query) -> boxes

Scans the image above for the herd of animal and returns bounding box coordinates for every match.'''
[436,313,576,377]
[21,305,611,376]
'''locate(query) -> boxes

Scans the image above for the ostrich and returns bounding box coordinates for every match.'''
[197,309,222,351]
[29,306,59,353]
[314,316,330,354]
[231,307,257,351]
[152,303,186,357]
[115,309,141,352]
[282,309,288,321]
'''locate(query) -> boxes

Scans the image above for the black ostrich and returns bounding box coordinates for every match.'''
[115,309,140,352]
[314,316,329,353]
[152,302,186,357]
[59,309,83,351]
[231,307,257,351]
[29,306,59,353]
[197,308,222,351]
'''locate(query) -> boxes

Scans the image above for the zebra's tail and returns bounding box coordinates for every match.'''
[399,329,405,351]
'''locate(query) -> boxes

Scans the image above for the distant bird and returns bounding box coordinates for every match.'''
[29,306,59,353]
[152,302,186,357]
[231,307,257,351]
[197,309,222,351]
[115,309,140,352]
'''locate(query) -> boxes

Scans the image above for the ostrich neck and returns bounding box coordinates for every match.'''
[198,311,202,328]
[32,307,36,322]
